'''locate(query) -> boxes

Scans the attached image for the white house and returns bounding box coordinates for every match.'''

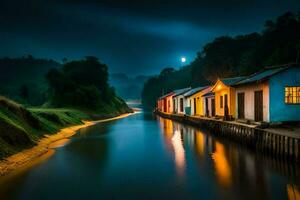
[172,87,191,114]
[202,91,216,117]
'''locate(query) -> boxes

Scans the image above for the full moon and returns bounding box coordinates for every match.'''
[181,57,186,63]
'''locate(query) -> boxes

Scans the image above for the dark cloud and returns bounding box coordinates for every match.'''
[0,0,300,75]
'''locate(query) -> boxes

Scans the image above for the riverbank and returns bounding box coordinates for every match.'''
[0,112,134,177]
[155,110,300,163]
[0,95,133,159]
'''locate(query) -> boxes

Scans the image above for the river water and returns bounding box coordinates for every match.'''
[0,112,299,200]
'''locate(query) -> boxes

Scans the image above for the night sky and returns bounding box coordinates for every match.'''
[1,0,300,75]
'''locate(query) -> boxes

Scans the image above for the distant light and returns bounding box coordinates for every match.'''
[181,57,186,63]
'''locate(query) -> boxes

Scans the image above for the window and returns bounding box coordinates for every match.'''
[220,95,223,108]
[285,86,300,104]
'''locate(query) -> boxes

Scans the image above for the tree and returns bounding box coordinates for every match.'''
[297,40,300,63]
[19,84,29,102]
[46,57,115,109]
[159,68,175,78]
[62,57,68,63]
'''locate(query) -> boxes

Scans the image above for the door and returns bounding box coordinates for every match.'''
[211,98,216,117]
[205,98,209,116]
[173,99,176,113]
[254,91,263,122]
[237,93,245,119]
[163,99,167,112]
[180,98,184,112]
[193,98,197,115]
[224,94,228,116]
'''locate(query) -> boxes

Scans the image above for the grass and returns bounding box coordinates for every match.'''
[0,96,131,159]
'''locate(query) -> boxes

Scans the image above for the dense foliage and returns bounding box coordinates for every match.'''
[0,55,61,105]
[142,11,300,110]
[46,56,117,110]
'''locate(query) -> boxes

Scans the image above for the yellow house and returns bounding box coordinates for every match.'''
[212,77,245,119]
[185,86,211,116]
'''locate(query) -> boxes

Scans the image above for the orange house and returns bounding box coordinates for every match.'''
[212,77,245,119]
[157,92,175,113]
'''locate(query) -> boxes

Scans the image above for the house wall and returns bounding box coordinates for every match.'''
[166,95,174,113]
[235,82,270,122]
[173,95,185,114]
[188,95,201,115]
[173,97,177,113]
[269,67,300,122]
[214,81,236,117]
[175,95,187,114]
[189,87,212,116]
[203,96,215,117]
[158,99,163,112]
[187,96,194,115]
[185,97,192,115]
[230,87,237,118]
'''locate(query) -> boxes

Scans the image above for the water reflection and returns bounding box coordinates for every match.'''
[0,113,299,200]
[287,184,300,200]
[172,129,186,177]
[158,116,300,200]
[159,118,186,177]
[195,130,205,160]
[212,142,232,188]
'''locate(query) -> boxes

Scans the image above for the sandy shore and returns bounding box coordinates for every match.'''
[0,112,134,178]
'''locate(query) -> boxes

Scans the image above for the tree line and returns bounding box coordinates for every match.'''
[0,56,128,111]
[46,56,115,109]
[142,11,300,110]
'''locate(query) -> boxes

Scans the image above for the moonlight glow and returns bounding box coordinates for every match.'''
[181,57,186,63]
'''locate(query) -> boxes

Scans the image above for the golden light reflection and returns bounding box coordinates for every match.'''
[195,131,205,159]
[164,119,173,140]
[287,184,300,200]
[159,118,174,153]
[212,142,232,188]
[172,129,186,177]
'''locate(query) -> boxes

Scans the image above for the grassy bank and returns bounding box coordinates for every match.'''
[0,96,132,159]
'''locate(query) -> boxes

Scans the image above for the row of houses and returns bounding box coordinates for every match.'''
[157,64,300,123]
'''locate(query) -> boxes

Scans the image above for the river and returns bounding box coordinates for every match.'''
[0,111,299,200]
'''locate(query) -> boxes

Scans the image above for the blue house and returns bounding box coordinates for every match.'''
[233,64,300,123]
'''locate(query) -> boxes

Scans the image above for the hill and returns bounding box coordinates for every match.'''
[0,95,132,159]
[0,96,90,159]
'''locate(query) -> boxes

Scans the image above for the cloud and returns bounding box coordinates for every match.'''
[53,4,218,42]
[1,0,300,75]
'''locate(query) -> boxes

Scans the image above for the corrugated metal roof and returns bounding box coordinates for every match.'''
[221,77,246,86]
[234,64,298,85]
[159,92,174,99]
[173,87,192,97]
[183,86,209,97]
[202,91,215,97]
